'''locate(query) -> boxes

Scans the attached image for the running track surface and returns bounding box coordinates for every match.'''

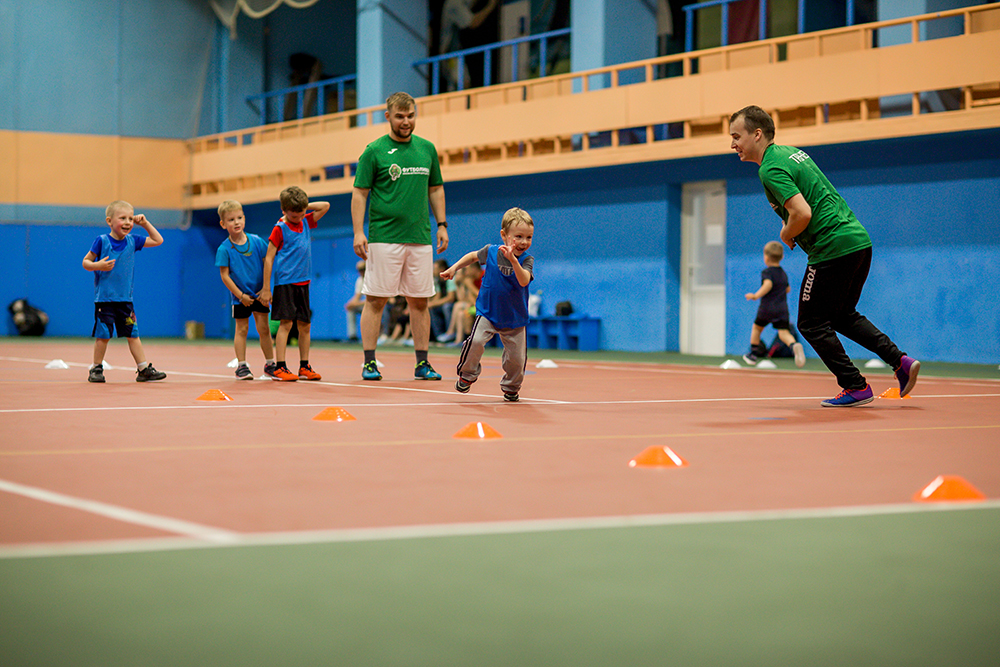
[1,339,998,666]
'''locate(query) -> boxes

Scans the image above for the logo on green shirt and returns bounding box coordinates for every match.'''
[389,163,401,181]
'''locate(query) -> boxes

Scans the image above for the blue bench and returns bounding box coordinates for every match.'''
[526,316,601,351]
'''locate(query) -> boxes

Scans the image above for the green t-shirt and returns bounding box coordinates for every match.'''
[759,144,871,264]
[354,133,443,245]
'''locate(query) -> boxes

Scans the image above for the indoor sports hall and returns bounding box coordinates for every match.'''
[3,2,999,666]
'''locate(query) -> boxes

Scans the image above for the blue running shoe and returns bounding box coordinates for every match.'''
[821,384,874,407]
[894,355,920,398]
[362,360,382,381]
[414,360,441,380]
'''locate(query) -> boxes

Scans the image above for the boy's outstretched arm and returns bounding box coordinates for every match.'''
[134,214,163,248]
[308,201,330,223]
[439,251,479,280]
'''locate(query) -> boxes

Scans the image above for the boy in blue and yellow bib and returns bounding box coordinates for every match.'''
[82,200,166,383]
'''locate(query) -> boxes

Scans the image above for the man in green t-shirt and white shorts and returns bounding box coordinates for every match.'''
[352,92,448,381]
[730,105,919,407]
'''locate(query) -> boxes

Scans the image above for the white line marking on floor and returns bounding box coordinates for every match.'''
[2,499,998,559]
[0,479,239,544]
[2,393,999,415]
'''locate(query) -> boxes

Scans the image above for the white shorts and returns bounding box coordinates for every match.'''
[362,243,436,298]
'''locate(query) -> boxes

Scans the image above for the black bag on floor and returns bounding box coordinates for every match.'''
[8,299,48,336]
[554,301,574,316]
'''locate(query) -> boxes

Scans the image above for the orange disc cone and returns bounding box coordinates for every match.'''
[878,387,911,399]
[913,475,986,502]
[629,446,689,468]
[197,389,232,401]
[313,407,357,422]
[453,422,503,439]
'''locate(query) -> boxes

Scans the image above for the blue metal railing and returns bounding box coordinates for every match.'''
[683,0,858,52]
[245,73,357,126]
[411,28,572,95]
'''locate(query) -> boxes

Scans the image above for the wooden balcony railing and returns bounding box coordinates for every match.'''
[186,3,1000,209]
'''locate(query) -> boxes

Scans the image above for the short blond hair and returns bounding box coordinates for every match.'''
[105,200,133,219]
[764,240,784,261]
[501,207,533,233]
[218,200,243,219]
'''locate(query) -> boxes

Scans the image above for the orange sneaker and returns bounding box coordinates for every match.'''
[272,366,298,382]
[298,364,322,381]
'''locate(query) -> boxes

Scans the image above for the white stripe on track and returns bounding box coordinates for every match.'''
[3,393,1000,415]
[2,499,999,559]
[0,479,239,544]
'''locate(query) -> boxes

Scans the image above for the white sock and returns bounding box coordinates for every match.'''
[137,361,149,370]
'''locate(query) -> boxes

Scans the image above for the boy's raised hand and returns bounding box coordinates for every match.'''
[498,244,518,262]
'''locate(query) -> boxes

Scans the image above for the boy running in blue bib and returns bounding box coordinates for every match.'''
[440,207,535,402]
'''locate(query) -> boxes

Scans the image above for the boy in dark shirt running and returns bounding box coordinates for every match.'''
[743,241,805,368]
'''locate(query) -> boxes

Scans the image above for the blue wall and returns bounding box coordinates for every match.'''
[6,128,999,364]
[1,0,215,138]
[1,223,219,339]
[172,127,999,365]
[4,1,998,364]
[726,130,1000,364]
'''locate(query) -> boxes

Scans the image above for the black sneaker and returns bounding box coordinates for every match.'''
[88,364,105,383]
[235,364,254,380]
[503,391,519,402]
[136,364,166,382]
[456,377,472,393]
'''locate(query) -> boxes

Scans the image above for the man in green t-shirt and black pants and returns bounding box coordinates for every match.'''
[729,105,919,407]
[352,92,448,381]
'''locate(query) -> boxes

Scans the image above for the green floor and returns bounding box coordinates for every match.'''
[3,506,999,667]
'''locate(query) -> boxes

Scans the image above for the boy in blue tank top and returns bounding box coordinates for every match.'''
[82,200,166,383]
[260,186,329,381]
[215,200,277,380]
[440,208,535,402]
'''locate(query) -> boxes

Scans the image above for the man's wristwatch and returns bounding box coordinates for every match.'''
[437,221,447,228]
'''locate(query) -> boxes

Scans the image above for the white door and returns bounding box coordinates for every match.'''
[680,180,727,355]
